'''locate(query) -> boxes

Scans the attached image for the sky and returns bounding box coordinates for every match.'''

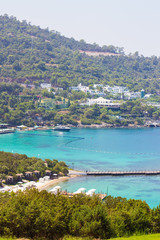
[0,0,160,57]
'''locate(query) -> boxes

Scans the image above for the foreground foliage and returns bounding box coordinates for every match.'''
[64,234,160,240]
[0,189,160,239]
[0,238,15,240]
[113,233,160,239]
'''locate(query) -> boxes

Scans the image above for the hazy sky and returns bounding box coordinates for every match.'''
[0,0,160,56]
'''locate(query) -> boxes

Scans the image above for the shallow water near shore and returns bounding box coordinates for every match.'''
[1,127,160,207]
[56,175,160,208]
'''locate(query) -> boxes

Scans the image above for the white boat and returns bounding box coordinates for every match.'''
[0,128,15,134]
[53,125,71,132]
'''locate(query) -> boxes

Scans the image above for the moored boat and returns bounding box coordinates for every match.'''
[0,128,15,134]
[0,124,15,134]
[53,125,71,132]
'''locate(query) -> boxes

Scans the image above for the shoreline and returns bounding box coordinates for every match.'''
[37,174,80,191]
[0,174,81,193]
[11,122,160,132]
[24,124,158,131]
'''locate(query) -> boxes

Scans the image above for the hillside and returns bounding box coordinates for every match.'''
[0,151,68,183]
[0,15,160,92]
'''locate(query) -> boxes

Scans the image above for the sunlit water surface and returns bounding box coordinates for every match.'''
[1,128,160,207]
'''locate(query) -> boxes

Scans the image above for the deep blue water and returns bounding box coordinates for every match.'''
[1,128,160,207]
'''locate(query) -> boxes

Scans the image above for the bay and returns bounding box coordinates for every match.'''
[1,127,160,207]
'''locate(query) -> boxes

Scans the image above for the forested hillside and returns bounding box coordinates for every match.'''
[0,151,68,182]
[0,15,160,93]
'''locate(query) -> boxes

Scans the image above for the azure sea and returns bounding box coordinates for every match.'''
[1,128,160,208]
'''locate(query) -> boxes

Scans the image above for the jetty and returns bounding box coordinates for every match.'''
[86,170,160,176]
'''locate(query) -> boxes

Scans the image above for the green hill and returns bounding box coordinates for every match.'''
[0,15,160,93]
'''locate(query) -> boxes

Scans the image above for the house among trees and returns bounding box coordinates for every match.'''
[40,83,51,92]
[39,97,70,109]
[0,178,2,187]
[33,170,41,178]
[24,171,33,180]
[39,98,55,109]
[6,176,14,184]
[45,170,52,176]
[0,151,69,184]
[16,173,23,181]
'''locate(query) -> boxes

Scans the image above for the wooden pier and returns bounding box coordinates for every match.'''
[86,170,160,176]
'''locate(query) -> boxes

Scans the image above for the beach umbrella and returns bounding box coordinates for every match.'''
[54,186,61,189]
[49,186,61,192]
[49,186,61,194]
[74,187,86,194]
[86,189,96,195]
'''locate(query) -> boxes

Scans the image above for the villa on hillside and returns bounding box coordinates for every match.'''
[88,97,112,106]
[39,98,56,109]
[69,83,104,96]
[40,83,51,92]
[69,83,89,92]
[124,91,141,100]
[39,98,70,109]
[69,83,149,100]
[81,97,122,109]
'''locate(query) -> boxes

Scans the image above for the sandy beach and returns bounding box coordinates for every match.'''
[0,171,85,193]
[37,174,78,191]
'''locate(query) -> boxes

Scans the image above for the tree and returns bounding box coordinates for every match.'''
[37,61,46,71]
[69,204,112,238]
[13,61,22,71]
[84,109,94,119]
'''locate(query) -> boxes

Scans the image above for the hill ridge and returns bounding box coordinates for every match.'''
[0,14,160,93]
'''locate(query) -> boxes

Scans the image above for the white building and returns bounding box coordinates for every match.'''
[70,86,80,91]
[70,83,143,100]
[40,83,51,92]
[93,84,103,89]
[104,85,128,94]
[87,97,112,106]
[85,97,122,108]
[70,83,105,96]
[144,94,152,99]
[69,83,89,93]
[124,92,141,100]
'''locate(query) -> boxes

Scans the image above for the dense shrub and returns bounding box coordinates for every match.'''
[0,189,159,239]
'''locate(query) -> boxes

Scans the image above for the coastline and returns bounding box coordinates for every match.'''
[0,174,80,193]
[37,174,80,191]
[10,122,158,133]
[25,124,155,131]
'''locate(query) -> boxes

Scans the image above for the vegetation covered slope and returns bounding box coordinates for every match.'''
[0,151,68,181]
[0,190,160,239]
[1,15,160,93]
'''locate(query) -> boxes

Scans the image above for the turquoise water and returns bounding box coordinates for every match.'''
[1,128,160,207]
[56,175,160,208]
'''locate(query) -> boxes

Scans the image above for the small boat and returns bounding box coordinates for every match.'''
[53,125,71,132]
[0,128,15,134]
